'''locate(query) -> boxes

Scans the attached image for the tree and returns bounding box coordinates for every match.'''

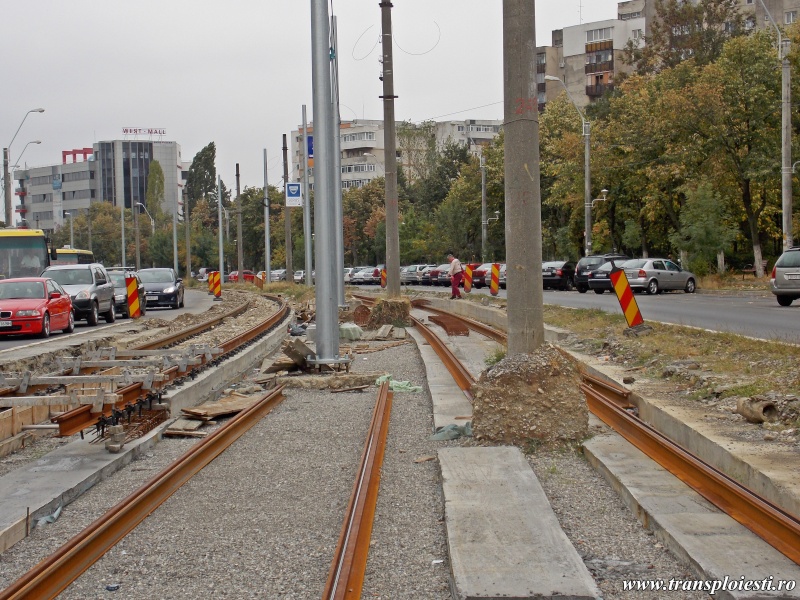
[623,0,745,74]
[186,142,217,213]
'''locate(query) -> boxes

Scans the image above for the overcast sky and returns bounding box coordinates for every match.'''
[3,0,619,198]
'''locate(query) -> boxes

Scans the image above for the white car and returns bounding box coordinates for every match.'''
[270,269,287,282]
[294,270,305,283]
[344,267,356,284]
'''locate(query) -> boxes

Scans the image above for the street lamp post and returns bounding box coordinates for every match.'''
[64,211,74,248]
[545,76,593,256]
[4,108,45,227]
[136,202,156,267]
[756,0,793,252]
[16,140,41,167]
[481,210,500,260]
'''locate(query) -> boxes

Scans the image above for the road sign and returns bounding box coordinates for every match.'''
[307,135,314,158]
[286,183,302,208]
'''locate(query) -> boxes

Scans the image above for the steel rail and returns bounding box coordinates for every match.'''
[581,378,800,566]
[410,298,508,344]
[0,386,286,600]
[51,297,290,437]
[322,381,393,600]
[409,315,476,398]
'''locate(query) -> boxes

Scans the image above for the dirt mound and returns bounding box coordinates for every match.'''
[471,344,588,447]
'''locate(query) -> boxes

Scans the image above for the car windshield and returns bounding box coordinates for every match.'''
[109,272,129,287]
[776,251,800,268]
[139,270,175,283]
[0,281,45,299]
[44,268,93,286]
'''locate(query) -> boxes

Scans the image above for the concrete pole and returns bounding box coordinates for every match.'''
[172,187,179,274]
[236,164,243,276]
[503,0,544,354]
[121,193,127,270]
[263,149,271,276]
[310,0,339,360]
[380,1,401,298]
[481,154,487,262]
[69,214,74,248]
[185,190,191,278]
[2,148,10,227]
[134,201,141,270]
[782,51,793,252]
[282,134,293,276]
[331,15,345,304]
[302,105,313,286]
[584,121,592,255]
[217,176,225,281]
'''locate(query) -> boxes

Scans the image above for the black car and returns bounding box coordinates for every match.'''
[587,259,634,294]
[542,260,576,290]
[574,254,629,293]
[107,269,147,318]
[40,263,116,325]
[137,268,184,309]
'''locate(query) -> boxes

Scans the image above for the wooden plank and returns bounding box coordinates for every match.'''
[166,418,204,432]
[330,385,370,394]
[181,395,261,419]
[0,516,27,554]
[376,324,393,339]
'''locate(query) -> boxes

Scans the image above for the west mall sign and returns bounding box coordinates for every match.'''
[122,128,166,136]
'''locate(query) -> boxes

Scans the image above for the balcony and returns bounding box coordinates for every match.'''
[586,84,614,97]
[15,205,28,214]
[585,60,613,74]
[14,188,26,197]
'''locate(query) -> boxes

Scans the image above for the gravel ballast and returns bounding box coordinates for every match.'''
[1,329,708,599]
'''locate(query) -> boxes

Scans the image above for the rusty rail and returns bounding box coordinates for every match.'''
[581,374,800,566]
[409,315,475,398]
[322,381,393,600]
[0,386,286,600]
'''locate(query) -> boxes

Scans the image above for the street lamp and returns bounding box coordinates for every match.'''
[136,202,156,267]
[481,210,501,260]
[15,140,41,167]
[4,108,45,227]
[63,211,74,248]
[592,189,609,208]
[544,75,593,256]
[363,152,385,175]
[756,0,793,251]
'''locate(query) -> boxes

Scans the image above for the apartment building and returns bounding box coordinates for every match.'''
[290,118,503,192]
[12,139,184,231]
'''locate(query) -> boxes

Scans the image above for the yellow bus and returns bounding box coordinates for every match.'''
[0,228,54,278]
[53,246,95,265]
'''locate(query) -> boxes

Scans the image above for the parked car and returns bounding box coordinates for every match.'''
[542,260,576,291]
[343,267,356,284]
[270,269,287,282]
[428,264,450,286]
[293,270,305,283]
[623,258,697,294]
[107,269,147,318]
[472,262,505,288]
[41,263,116,325]
[228,270,255,283]
[400,264,432,285]
[438,262,481,287]
[770,246,800,306]
[574,254,629,293]
[419,265,438,285]
[587,260,632,294]
[0,277,74,338]
[138,268,185,309]
[352,266,377,285]
[499,263,507,289]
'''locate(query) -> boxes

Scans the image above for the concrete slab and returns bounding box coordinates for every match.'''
[406,327,472,432]
[584,433,800,599]
[439,446,601,600]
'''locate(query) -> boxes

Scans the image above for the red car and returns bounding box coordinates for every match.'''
[228,270,255,283]
[0,278,75,338]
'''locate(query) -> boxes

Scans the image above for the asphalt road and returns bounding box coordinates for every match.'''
[374,283,800,344]
[0,289,215,352]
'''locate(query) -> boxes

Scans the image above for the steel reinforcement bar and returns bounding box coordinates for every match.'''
[322,381,393,600]
[581,375,800,566]
[0,386,286,600]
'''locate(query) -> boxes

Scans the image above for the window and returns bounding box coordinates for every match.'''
[786,11,797,24]
[746,0,753,3]
[633,29,643,40]
[341,131,375,143]
[586,27,612,43]
[745,16,756,30]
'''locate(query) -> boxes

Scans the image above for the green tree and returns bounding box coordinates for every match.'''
[186,142,217,213]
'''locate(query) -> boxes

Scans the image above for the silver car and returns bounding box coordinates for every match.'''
[623,258,697,294]
[770,247,800,306]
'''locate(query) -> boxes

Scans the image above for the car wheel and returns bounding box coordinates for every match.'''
[593,289,605,295]
[777,295,794,307]
[39,313,50,339]
[564,277,574,291]
[647,279,659,295]
[87,302,99,326]
[172,297,180,309]
[577,286,588,294]
[104,304,116,323]
[121,304,129,319]
[63,310,75,333]
[684,278,696,294]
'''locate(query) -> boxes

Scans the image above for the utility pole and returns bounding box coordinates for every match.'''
[185,189,192,278]
[380,0,401,297]
[2,149,10,227]
[236,163,243,276]
[331,15,345,304]
[217,175,225,283]
[481,154,487,262]
[263,149,271,277]
[302,106,313,286]
[282,134,293,277]
[503,0,544,354]
[134,200,141,270]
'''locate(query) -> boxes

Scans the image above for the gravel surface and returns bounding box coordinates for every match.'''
[0,304,717,599]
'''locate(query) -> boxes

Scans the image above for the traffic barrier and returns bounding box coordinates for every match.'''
[380,268,387,288]
[610,267,644,328]
[212,271,222,300]
[207,275,214,295]
[255,273,264,289]
[490,263,500,296]
[125,277,141,319]
[463,265,473,293]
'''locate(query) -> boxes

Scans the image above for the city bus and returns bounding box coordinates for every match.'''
[53,246,95,265]
[0,229,56,279]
